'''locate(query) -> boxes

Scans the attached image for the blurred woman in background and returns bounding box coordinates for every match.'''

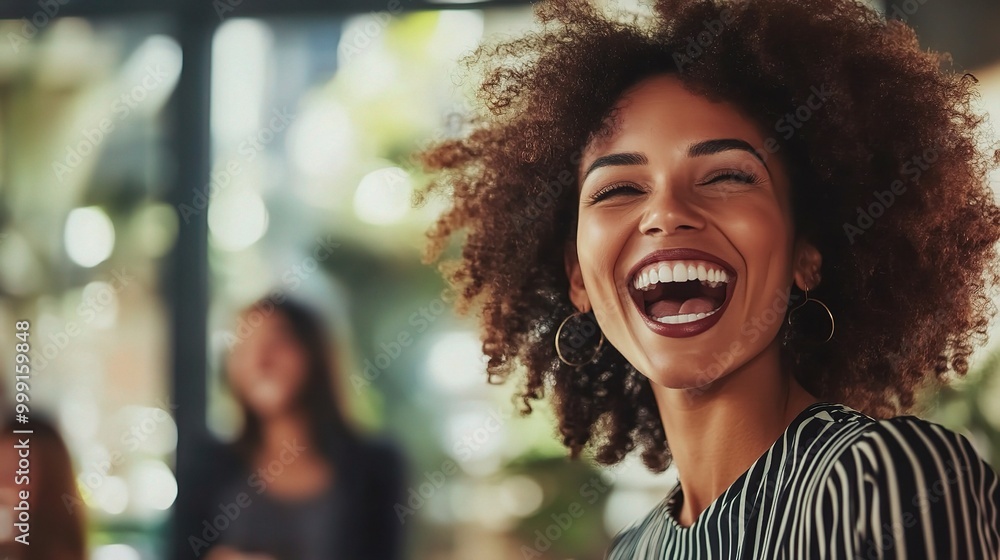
[189,296,406,560]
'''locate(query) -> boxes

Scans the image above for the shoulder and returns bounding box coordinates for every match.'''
[183,438,245,486]
[820,410,1000,559]
[800,403,995,484]
[337,433,408,495]
[830,412,996,493]
[345,433,407,470]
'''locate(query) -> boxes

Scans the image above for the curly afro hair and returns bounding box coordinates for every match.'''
[415,0,1000,472]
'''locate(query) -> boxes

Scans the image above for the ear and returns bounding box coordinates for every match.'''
[564,238,591,312]
[792,237,823,291]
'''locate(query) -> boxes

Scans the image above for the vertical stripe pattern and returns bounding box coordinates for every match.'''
[606,402,1000,559]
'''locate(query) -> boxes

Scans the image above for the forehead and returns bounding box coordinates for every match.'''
[240,310,288,337]
[580,74,773,168]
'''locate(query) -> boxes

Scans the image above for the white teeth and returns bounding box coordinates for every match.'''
[631,260,732,291]
[658,264,672,283]
[653,308,718,324]
[673,263,687,282]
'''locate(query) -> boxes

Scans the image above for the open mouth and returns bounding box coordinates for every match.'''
[627,253,736,337]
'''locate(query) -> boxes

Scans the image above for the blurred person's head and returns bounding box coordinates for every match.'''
[225,296,355,460]
[0,416,85,560]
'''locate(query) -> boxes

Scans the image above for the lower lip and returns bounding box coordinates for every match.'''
[631,278,735,338]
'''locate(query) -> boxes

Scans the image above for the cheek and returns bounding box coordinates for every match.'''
[226,357,249,390]
[722,202,796,352]
[576,212,630,301]
[721,199,788,246]
[720,203,795,282]
[274,349,308,392]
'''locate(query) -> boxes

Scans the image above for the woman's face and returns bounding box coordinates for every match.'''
[566,73,819,389]
[227,311,309,418]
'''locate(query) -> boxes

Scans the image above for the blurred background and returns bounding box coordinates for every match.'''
[0,0,997,559]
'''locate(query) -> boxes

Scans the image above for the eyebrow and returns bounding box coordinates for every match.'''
[582,152,648,179]
[582,138,769,179]
[688,139,768,171]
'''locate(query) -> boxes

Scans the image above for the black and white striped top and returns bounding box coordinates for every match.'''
[606,401,1000,559]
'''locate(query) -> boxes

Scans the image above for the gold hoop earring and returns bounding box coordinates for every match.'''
[555,310,605,367]
[786,287,835,344]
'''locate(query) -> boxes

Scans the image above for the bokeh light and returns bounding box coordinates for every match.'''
[65,206,116,267]
[353,166,413,225]
[208,190,269,251]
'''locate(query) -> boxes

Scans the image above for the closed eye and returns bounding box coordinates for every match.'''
[586,170,763,205]
[698,170,763,185]
[587,182,644,204]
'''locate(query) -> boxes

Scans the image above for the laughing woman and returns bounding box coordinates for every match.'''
[417,0,1000,558]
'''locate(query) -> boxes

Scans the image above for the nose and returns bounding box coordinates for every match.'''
[253,344,275,369]
[233,340,272,372]
[638,183,706,236]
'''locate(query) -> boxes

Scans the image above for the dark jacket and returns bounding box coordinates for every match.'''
[173,433,408,560]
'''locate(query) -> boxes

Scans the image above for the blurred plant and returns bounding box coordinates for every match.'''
[922,344,1000,467]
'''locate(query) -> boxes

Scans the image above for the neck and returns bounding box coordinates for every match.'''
[257,410,316,458]
[650,339,820,527]
[252,409,336,498]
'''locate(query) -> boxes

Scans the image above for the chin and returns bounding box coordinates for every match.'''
[642,369,727,391]
[627,344,739,390]
[248,401,291,419]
